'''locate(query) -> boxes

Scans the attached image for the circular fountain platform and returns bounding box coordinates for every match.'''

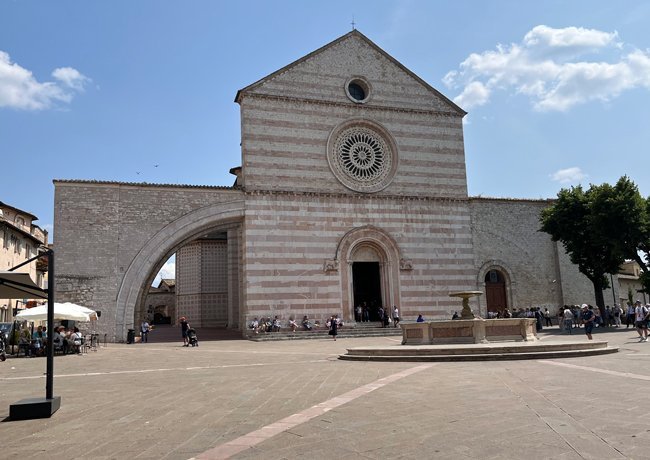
[339,340,618,362]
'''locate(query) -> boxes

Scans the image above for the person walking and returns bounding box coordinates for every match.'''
[392,305,400,327]
[180,316,190,346]
[328,315,338,341]
[563,305,573,334]
[140,319,150,343]
[626,302,635,328]
[613,304,622,327]
[534,308,543,332]
[580,304,595,340]
[543,308,552,327]
[634,301,648,342]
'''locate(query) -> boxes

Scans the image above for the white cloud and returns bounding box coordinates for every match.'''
[153,259,176,286]
[0,51,89,110]
[453,81,491,110]
[52,67,90,92]
[550,167,588,184]
[444,25,650,112]
[523,25,618,49]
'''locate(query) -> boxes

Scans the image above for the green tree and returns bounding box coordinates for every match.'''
[637,196,650,295]
[541,182,629,310]
[591,177,649,272]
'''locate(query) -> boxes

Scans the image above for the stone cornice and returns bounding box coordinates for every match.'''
[469,196,555,204]
[53,179,242,192]
[240,92,462,118]
[243,188,470,204]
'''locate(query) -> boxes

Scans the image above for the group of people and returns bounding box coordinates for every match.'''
[18,324,84,356]
[353,303,401,327]
[246,307,404,339]
[560,304,598,339]
[248,303,402,338]
[53,325,84,353]
[249,315,320,334]
[559,301,650,341]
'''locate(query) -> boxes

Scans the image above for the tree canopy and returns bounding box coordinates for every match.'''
[540,176,650,308]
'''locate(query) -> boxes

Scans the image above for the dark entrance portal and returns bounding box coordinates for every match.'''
[352,262,382,321]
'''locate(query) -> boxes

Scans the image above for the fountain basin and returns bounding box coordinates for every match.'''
[401,318,538,345]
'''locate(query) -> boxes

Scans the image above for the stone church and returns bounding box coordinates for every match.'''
[53,30,601,341]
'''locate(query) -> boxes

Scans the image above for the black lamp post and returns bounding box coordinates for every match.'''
[6,248,61,420]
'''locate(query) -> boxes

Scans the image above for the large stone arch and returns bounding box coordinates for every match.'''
[334,225,405,321]
[115,200,245,340]
[476,259,516,315]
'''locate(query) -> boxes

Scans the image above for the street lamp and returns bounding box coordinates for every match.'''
[5,248,60,420]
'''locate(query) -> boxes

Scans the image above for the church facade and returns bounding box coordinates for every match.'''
[53,31,602,341]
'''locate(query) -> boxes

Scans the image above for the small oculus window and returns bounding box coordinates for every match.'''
[348,82,365,101]
[345,77,371,104]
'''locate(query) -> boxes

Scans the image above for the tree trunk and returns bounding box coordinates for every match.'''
[593,280,606,318]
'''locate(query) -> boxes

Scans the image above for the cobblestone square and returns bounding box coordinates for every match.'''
[1,327,649,459]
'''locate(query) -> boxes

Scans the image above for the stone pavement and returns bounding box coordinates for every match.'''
[1,325,649,459]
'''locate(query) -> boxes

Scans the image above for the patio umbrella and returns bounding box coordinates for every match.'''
[0,271,48,299]
[15,302,97,322]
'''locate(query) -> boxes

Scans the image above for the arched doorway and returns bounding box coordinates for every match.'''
[350,244,383,321]
[335,226,404,323]
[485,269,507,314]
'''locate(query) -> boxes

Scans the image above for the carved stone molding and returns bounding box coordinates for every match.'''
[323,259,339,273]
[400,258,413,271]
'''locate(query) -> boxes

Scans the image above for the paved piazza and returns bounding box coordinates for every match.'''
[1,327,650,459]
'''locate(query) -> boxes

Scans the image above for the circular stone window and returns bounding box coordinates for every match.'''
[327,120,398,193]
[345,77,371,104]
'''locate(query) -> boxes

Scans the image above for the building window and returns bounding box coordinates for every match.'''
[348,82,365,101]
[327,120,398,193]
[1,231,7,249]
[345,77,371,104]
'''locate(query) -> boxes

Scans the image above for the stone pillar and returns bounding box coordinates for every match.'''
[227,227,242,329]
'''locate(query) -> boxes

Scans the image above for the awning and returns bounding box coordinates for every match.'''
[0,271,48,299]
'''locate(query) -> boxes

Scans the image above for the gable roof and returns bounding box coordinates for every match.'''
[235,30,465,116]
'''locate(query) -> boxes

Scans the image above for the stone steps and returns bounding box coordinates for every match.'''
[245,327,402,342]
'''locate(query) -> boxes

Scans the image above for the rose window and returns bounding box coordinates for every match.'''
[329,126,394,192]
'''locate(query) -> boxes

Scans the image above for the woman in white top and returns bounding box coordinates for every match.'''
[70,327,83,353]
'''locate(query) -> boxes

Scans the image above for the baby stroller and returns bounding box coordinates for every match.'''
[187,328,199,347]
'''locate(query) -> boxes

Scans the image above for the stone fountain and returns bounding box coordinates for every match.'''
[449,290,483,319]
[340,290,618,361]
[398,290,538,345]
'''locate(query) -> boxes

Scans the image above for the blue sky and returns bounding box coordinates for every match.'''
[2,0,650,247]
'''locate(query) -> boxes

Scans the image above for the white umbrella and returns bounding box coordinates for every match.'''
[15,302,97,322]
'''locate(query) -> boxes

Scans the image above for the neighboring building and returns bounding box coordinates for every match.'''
[54,30,607,341]
[140,278,176,325]
[616,260,646,305]
[0,201,48,321]
[176,236,228,327]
